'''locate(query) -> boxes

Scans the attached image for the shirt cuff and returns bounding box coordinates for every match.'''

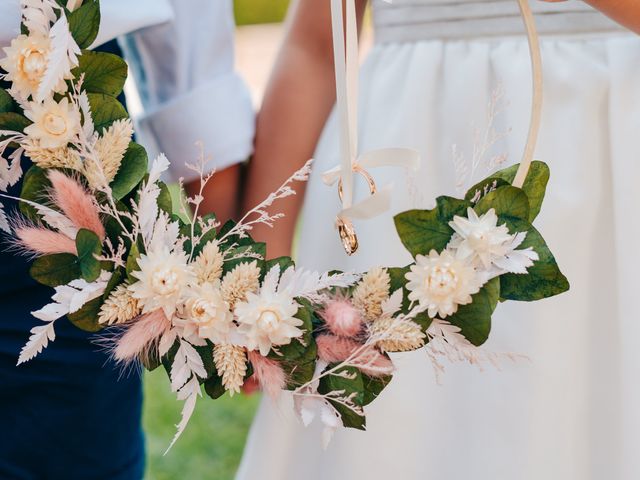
[136,71,255,182]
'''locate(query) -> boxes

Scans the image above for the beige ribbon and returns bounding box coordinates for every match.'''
[326,0,420,255]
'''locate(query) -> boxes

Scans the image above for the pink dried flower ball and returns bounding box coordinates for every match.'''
[321,298,363,337]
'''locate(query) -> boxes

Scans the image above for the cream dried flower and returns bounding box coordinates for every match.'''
[24,97,81,149]
[352,267,391,321]
[406,249,483,318]
[193,241,224,285]
[235,266,303,356]
[0,33,51,98]
[177,282,233,344]
[371,317,426,353]
[129,247,195,319]
[23,137,82,170]
[98,283,141,325]
[86,118,133,187]
[221,261,261,310]
[213,344,247,396]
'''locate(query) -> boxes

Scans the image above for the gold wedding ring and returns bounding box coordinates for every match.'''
[338,164,377,202]
[336,216,359,256]
[336,165,377,256]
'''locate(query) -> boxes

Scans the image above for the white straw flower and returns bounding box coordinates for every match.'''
[405,249,482,318]
[24,97,81,149]
[448,208,538,276]
[176,282,233,344]
[0,33,51,98]
[235,267,303,356]
[129,247,195,319]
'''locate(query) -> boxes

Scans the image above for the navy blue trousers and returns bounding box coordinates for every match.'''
[0,40,144,480]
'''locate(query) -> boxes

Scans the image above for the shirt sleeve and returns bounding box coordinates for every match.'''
[120,0,255,182]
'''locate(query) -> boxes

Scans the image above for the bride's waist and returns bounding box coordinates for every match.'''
[373,0,625,44]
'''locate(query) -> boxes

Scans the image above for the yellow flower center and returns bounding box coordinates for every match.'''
[152,268,180,296]
[427,266,458,295]
[21,49,47,82]
[257,310,280,332]
[43,112,68,136]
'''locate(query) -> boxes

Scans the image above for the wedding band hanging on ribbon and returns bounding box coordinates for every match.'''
[324,0,420,255]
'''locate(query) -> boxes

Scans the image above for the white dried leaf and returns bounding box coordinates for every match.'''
[17,322,56,365]
[36,13,81,102]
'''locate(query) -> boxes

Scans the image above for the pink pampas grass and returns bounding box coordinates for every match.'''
[15,226,77,256]
[317,334,361,363]
[317,334,394,378]
[320,298,363,338]
[248,350,287,399]
[48,170,105,240]
[114,309,171,364]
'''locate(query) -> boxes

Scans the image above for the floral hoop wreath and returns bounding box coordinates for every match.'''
[0,0,568,448]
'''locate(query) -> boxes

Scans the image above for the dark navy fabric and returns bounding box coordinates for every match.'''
[0,40,144,480]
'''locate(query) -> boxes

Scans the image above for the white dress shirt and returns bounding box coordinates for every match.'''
[0,0,254,181]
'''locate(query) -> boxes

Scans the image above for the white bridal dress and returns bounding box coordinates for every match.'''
[238,1,640,479]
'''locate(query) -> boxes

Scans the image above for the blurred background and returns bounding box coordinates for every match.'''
[142,3,287,479]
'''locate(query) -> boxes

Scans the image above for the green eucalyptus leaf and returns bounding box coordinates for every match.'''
[0,89,16,113]
[362,372,392,406]
[499,218,570,301]
[0,111,31,134]
[67,296,103,332]
[465,177,511,203]
[87,92,127,133]
[110,142,148,200]
[126,240,142,282]
[30,253,81,287]
[474,185,530,222]
[204,374,226,400]
[157,181,173,215]
[222,243,266,275]
[387,265,432,336]
[265,256,295,275]
[74,50,127,96]
[19,166,50,220]
[394,196,470,257]
[446,277,500,346]
[68,0,101,49]
[103,268,124,300]
[474,161,550,223]
[318,365,366,430]
[75,228,102,282]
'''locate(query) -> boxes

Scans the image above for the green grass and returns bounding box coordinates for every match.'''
[234,0,290,26]
[143,369,260,480]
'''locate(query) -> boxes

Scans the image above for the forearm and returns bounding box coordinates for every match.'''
[584,0,640,33]
[185,164,241,222]
[242,0,366,259]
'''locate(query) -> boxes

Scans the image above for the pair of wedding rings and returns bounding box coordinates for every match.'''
[336,165,377,256]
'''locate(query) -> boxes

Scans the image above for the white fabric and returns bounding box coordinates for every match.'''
[0,0,254,181]
[373,0,623,42]
[238,16,640,480]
